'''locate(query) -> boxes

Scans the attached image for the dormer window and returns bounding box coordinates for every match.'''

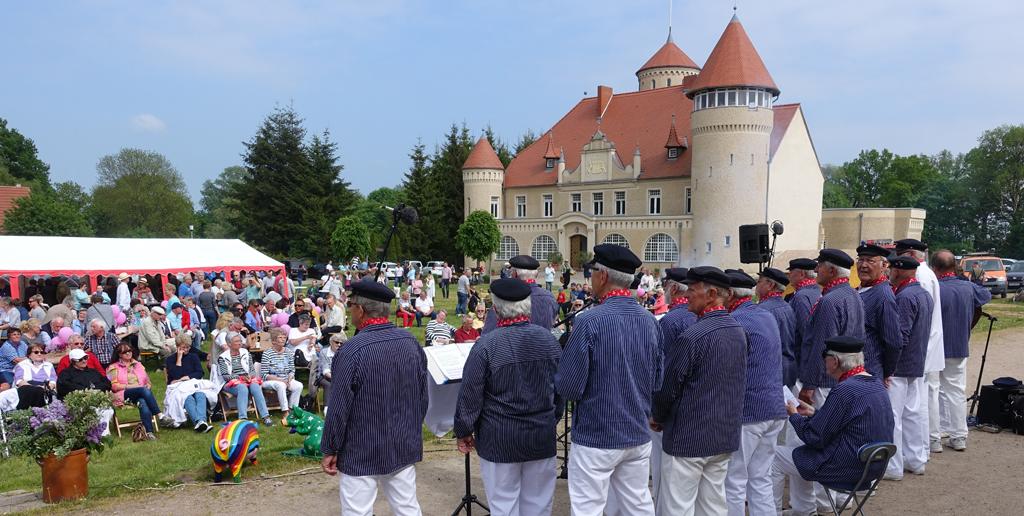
[667,148,679,160]
[545,158,555,169]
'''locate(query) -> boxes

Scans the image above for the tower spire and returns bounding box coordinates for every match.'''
[668,0,673,42]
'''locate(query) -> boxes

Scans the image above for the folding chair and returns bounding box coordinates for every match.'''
[823,442,896,515]
[217,389,257,422]
[112,403,160,438]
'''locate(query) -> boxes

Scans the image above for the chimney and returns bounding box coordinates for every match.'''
[597,85,613,118]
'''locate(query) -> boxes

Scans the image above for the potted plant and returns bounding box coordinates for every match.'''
[5,389,113,503]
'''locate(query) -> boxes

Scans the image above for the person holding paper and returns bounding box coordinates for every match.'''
[320,278,428,516]
[454,278,562,516]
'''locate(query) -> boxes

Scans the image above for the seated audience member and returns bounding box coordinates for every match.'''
[72,309,88,336]
[471,304,488,330]
[320,293,346,344]
[425,310,456,345]
[86,294,116,330]
[773,336,895,515]
[287,298,311,328]
[133,278,156,305]
[414,290,436,327]
[27,295,46,322]
[396,291,415,328]
[317,333,345,394]
[454,315,480,343]
[85,318,120,367]
[164,334,214,432]
[0,328,28,385]
[57,348,112,398]
[217,332,273,425]
[20,319,52,349]
[56,334,105,375]
[287,314,320,368]
[262,328,303,424]
[139,306,176,358]
[13,343,56,409]
[107,343,174,441]
[244,299,266,333]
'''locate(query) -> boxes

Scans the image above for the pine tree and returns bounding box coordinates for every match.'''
[402,139,433,258]
[425,124,474,265]
[304,129,360,259]
[483,125,513,168]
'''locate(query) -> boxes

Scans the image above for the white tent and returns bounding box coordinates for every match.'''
[0,236,283,299]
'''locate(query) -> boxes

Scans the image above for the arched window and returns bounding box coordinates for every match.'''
[644,233,679,262]
[531,235,558,261]
[497,236,520,260]
[602,233,630,249]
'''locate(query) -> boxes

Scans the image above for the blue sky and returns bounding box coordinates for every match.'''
[2,0,1022,203]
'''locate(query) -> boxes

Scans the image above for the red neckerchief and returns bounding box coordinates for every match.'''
[760,291,783,301]
[892,277,918,294]
[599,289,632,303]
[670,297,688,309]
[524,279,537,284]
[497,315,530,327]
[861,275,889,289]
[796,278,817,289]
[938,272,957,279]
[727,297,751,313]
[699,305,726,318]
[821,277,849,295]
[358,317,390,330]
[838,365,866,382]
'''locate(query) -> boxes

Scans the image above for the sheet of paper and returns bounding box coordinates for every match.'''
[424,344,470,383]
[783,386,799,408]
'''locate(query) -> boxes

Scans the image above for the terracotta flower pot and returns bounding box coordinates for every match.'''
[39,448,89,503]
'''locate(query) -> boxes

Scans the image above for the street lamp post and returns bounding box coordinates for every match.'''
[189,224,194,239]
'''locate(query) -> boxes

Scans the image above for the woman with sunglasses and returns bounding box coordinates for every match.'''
[107,343,173,440]
[13,343,56,409]
[217,332,273,425]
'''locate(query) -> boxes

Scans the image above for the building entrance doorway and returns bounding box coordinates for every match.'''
[570,234,588,269]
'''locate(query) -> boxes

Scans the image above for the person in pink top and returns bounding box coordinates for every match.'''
[107,343,173,440]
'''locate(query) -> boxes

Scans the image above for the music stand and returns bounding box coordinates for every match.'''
[450,449,489,515]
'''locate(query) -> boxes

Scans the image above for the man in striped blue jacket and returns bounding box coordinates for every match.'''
[786,258,821,377]
[482,255,560,335]
[856,243,901,378]
[652,266,746,516]
[320,279,428,516]
[557,244,662,515]
[724,270,787,516]
[455,278,563,516]
[756,267,797,388]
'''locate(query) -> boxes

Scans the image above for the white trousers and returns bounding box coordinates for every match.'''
[649,429,663,508]
[725,419,784,516]
[339,464,421,516]
[479,456,557,516]
[772,447,817,514]
[262,379,303,411]
[939,357,969,439]
[924,371,941,445]
[568,442,655,516]
[658,452,730,516]
[773,383,830,512]
[886,377,928,476]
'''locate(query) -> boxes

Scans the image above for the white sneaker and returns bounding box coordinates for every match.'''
[950,437,967,451]
[930,439,943,453]
[780,509,816,516]
[883,472,903,481]
[906,464,926,475]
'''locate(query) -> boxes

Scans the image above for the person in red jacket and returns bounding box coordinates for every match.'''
[56,333,104,375]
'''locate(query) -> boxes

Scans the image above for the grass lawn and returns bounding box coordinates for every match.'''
[0,280,490,508]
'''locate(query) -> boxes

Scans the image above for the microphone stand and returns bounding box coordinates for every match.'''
[450,452,489,516]
[968,312,997,421]
[552,297,594,479]
[373,207,404,283]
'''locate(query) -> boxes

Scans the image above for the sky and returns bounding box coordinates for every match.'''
[2,0,1023,204]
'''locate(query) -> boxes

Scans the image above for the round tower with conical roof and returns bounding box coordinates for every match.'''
[462,137,505,222]
[687,14,778,267]
[637,30,701,91]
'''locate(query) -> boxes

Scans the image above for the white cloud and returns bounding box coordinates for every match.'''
[131,113,167,132]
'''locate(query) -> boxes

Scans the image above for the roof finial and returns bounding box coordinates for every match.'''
[732,1,739,21]
[667,0,673,42]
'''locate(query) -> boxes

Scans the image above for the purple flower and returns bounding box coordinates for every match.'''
[85,422,106,444]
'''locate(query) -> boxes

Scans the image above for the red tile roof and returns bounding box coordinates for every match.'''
[0,186,31,231]
[665,115,685,148]
[686,15,778,96]
[462,137,505,170]
[637,36,700,74]
[542,135,559,159]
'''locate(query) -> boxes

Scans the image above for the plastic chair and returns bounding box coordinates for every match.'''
[822,442,896,515]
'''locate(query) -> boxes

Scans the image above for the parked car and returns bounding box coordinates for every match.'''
[1002,258,1017,272]
[380,262,400,279]
[960,254,1008,298]
[283,258,310,280]
[407,260,423,273]
[1007,261,1024,292]
[426,261,446,276]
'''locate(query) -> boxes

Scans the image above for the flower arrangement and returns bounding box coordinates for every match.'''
[6,389,114,460]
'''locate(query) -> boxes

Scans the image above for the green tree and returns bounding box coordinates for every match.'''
[198,165,246,238]
[456,210,501,268]
[91,148,194,237]
[425,124,474,265]
[2,181,93,236]
[330,216,372,262]
[483,126,513,168]
[352,186,410,260]
[514,129,538,155]
[0,118,51,188]
[301,130,360,259]
[401,140,432,258]
[968,125,1024,256]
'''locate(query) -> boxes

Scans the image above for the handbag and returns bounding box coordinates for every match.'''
[132,423,148,442]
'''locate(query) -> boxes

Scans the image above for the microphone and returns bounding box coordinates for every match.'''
[383,204,419,225]
[771,220,784,236]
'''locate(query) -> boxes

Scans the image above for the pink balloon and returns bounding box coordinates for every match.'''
[275,313,288,328]
[111,305,122,318]
[58,327,74,341]
[161,300,167,308]
[115,313,127,325]
[279,324,291,335]
[50,336,64,350]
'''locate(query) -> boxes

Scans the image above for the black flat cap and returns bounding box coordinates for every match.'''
[170,302,183,310]
[490,278,531,301]
[787,258,817,271]
[684,266,732,290]
[726,270,757,289]
[856,243,890,257]
[894,239,927,252]
[590,243,643,274]
[758,267,790,286]
[349,278,396,302]
[816,248,854,269]
[663,267,689,283]
[825,335,864,354]
[509,255,540,270]
[888,255,920,270]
